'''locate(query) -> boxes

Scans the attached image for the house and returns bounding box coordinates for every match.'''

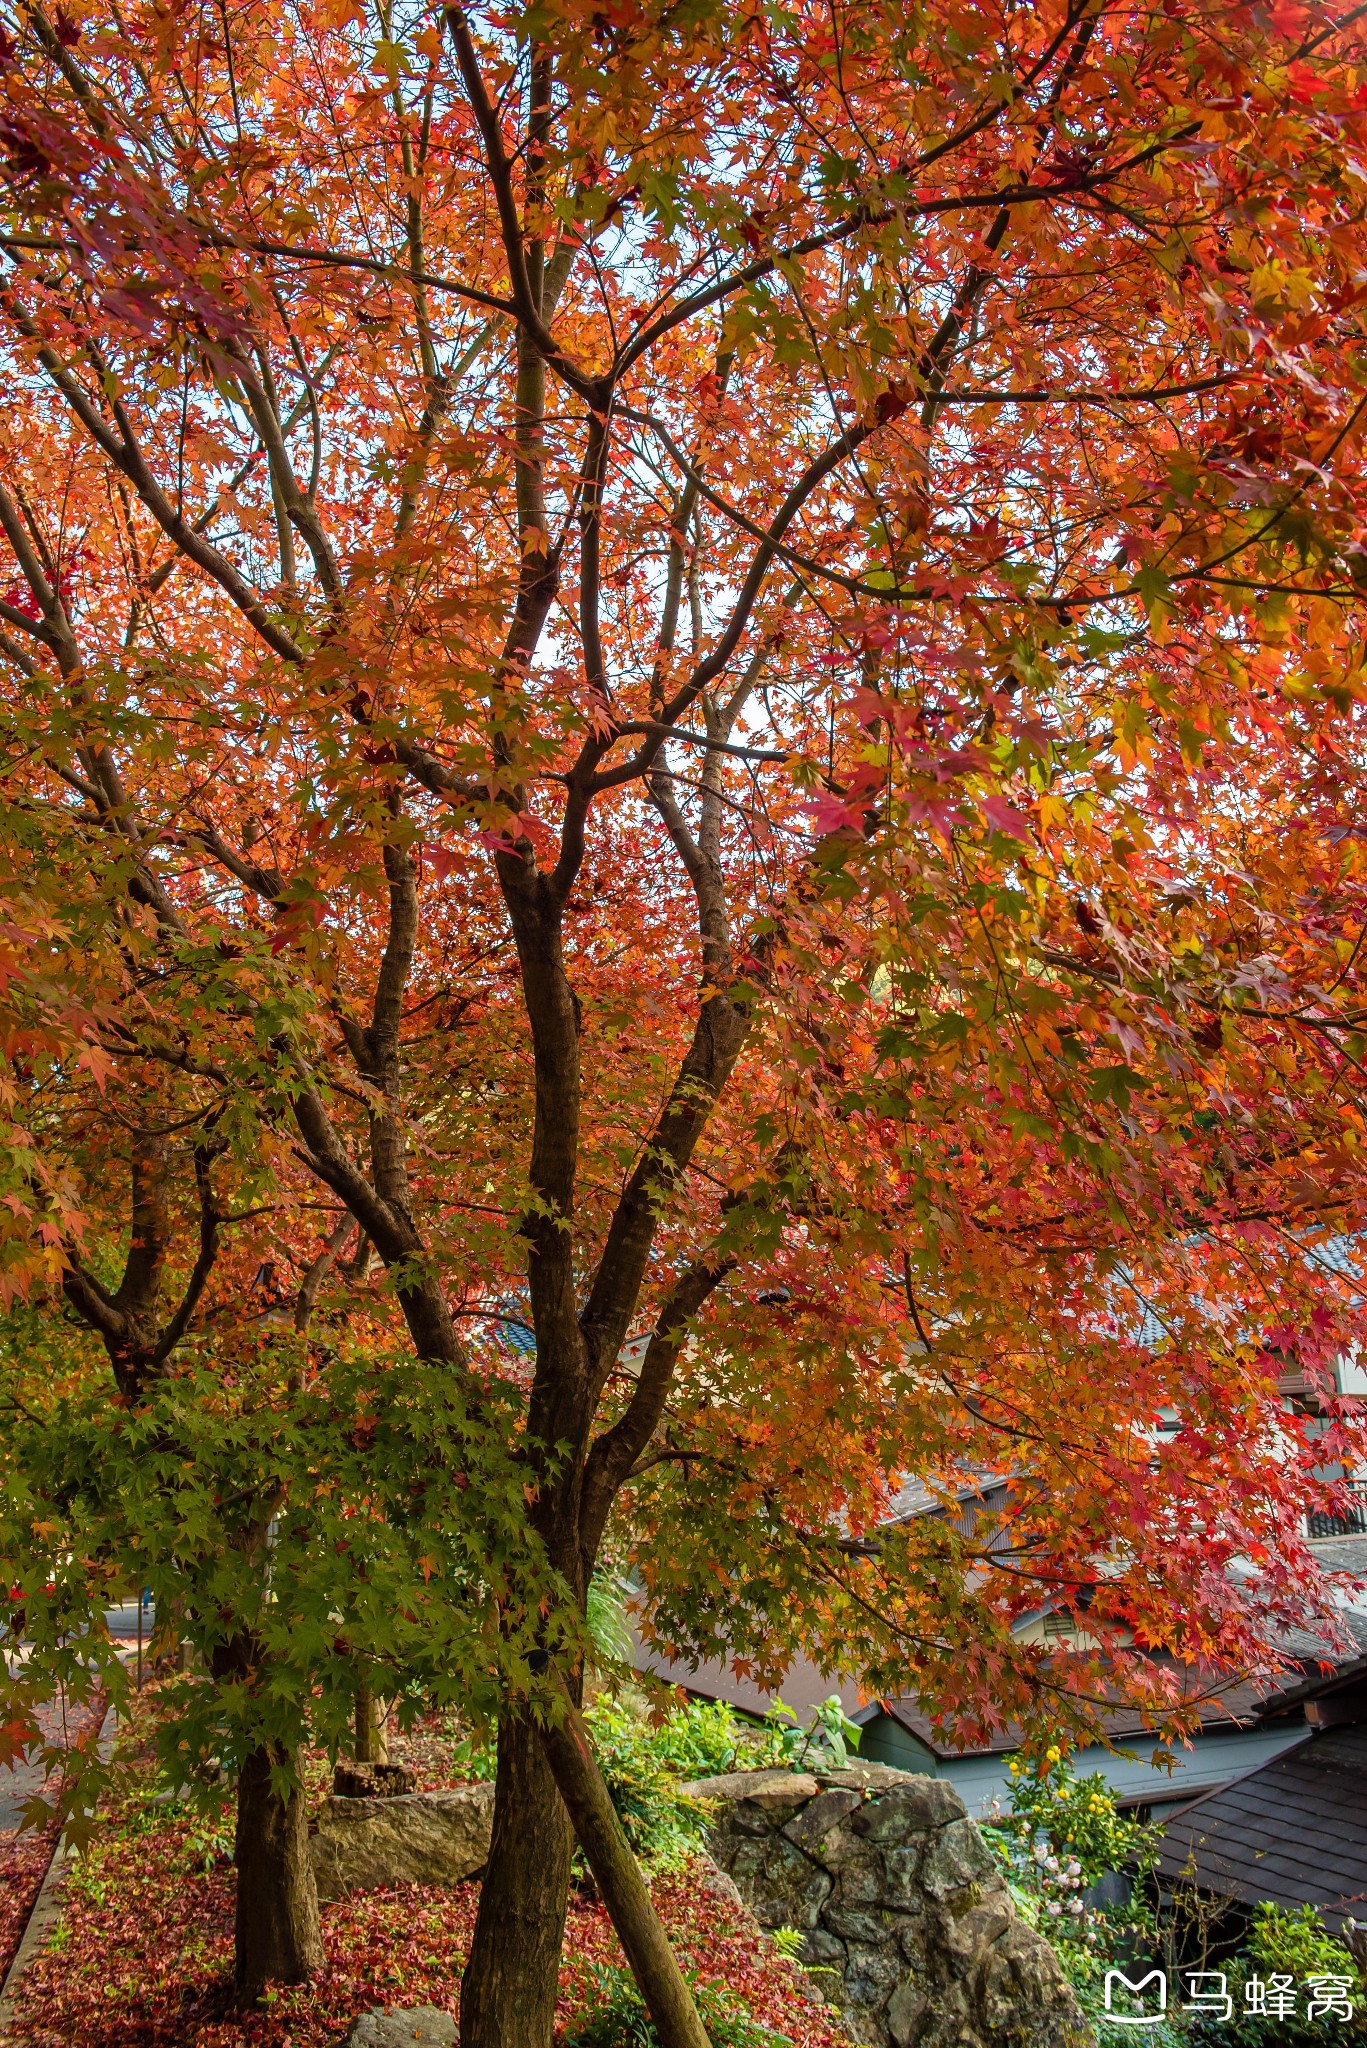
[634,1476,1367,1819]
[856,1664,1323,1820]
[1154,1658,1367,1932]
[635,1630,1332,1819]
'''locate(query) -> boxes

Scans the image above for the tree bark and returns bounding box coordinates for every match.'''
[354,1674,389,1763]
[459,1710,576,2048]
[233,1742,326,2004]
[539,1695,712,2048]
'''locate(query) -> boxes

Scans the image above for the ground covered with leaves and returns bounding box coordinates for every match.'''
[0,1817,59,1983]
[7,1747,845,2047]
[1,1691,107,1984]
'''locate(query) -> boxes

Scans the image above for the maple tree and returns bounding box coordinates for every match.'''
[4,0,1367,2042]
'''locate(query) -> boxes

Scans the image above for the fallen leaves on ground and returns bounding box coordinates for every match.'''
[0,1692,106,1983]
[8,1776,847,2046]
[0,1819,59,1983]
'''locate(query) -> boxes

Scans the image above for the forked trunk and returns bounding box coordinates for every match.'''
[540,1692,711,2048]
[459,1709,575,2048]
[233,1741,326,2004]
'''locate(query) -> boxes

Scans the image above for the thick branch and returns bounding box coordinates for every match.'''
[151,1142,223,1363]
[294,1212,356,1332]
[578,988,749,1396]
[538,1688,711,2048]
[443,7,601,404]
[579,1251,733,1560]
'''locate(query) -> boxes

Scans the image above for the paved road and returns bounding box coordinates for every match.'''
[2,1632,137,1830]
[103,1599,155,1640]
[0,1699,75,1833]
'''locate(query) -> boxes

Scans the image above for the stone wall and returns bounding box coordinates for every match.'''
[689,1764,1094,2048]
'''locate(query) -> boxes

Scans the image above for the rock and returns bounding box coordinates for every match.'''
[886,1980,927,2048]
[783,1786,863,1852]
[818,1763,911,1794]
[701,1764,1095,2048]
[979,1919,1092,2047]
[692,1860,748,1915]
[749,1834,833,1927]
[938,1891,1014,1965]
[917,1817,1000,1899]
[817,1816,883,1871]
[853,1777,966,1838]
[802,1927,848,1968]
[824,1899,904,1946]
[828,1852,884,1908]
[333,1761,418,1799]
[880,1841,929,1910]
[331,2008,457,2047]
[896,1918,928,1962]
[842,1937,909,2012]
[683,1767,821,1807]
[312,1784,494,1899]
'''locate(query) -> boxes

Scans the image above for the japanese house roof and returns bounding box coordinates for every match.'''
[1155,1724,1367,1931]
[877,1653,1285,1760]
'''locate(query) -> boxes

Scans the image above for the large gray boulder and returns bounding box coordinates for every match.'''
[331,2009,457,2047]
[701,1767,1094,2048]
[312,1783,494,1899]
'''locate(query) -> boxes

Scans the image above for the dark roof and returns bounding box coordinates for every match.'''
[881,1654,1288,1760]
[632,1636,866,1723]
[1253,1652,1367,1720]
[1309,1534,1367,1574]
[1156,1725,1367,1930]
[1263,1608,1367,1666]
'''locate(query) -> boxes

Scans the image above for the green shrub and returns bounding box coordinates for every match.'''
[448,1690,861,1871]
[757,1694,863,1772]
[986,1758,1161,1902]
[983,1762,1178,2048]
[563,1962,792,2048]
[578,1696,714,1868]
[1187,1904,1366,2046]
[982,1760,1160,1967]
[640,1696,747,1779]
[447,1695,743,1867]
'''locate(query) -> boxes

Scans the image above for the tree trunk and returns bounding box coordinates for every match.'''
[233,1742,326,2005]
[540,1694,712,2048]
[459,1710,575,2048]
[354,1674,389,1763]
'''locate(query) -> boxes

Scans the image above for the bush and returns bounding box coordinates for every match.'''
[757,1695,863,1773]
[983,1759,1160,1956]
[563,1961,792,2048]
[642,1696,748,1780]
[983,1762,1183,2047]
[447,1691,858,1870]
[1186,1904,1366,2047]
[582,1697,715,1868]
[447,1694,751,1867]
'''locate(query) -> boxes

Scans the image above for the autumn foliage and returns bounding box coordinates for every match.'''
[3,0,1367,2036]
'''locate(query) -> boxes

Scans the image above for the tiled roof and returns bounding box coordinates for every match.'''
[879,1653,1283,1760]
[1155,1725,1367,1930]
[1122,1232,1364,1354]
[1307,1534,1367,1575]
[884,1470,1009,1525]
